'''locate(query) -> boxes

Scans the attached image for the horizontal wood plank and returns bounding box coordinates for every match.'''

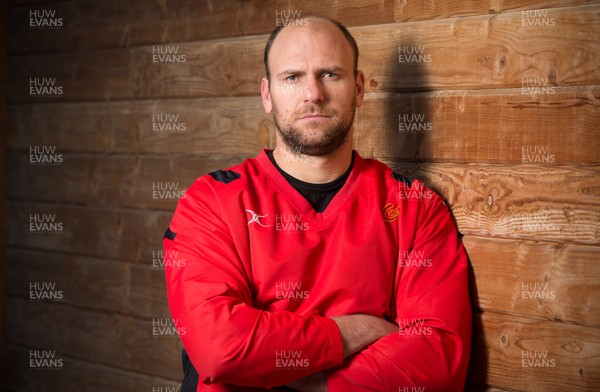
[464,237,600,328]
[5,344,180,392]
[7,153,240,210]
[10,0,595,56]
[5,201,170,262]
[9,6,599,101]
[8,86,599,164]
[5,298,183,380]
[7,96,273,155]
[5,234,599,327]
[9,49,131,103]
[5,297,599,391]
[388,162,600,245]
[5,298,133,373]
[129,263,171,318]
[5,249,172,320]
[9,154,600,215]
[394,0,598,22]
[355,87,600,165]
[9,0,395,54]
[5,248,131,315]
[130,5,600,98]
[468,311,600,391]
[357,5,600,93]
[8,158,600,244]
[128,36,265,100]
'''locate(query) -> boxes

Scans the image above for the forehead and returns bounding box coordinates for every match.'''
[268,19,354,72]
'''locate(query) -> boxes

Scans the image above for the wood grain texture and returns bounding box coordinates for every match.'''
[5,201,170,262]
[8,85,599,164]
[394,0,598,21]
[5,234,599,327]
[131,5,600,98]
[5,297,599,391]
[468,311,600,391]
[9,0,395,54]
[464,237,600,327]
[5,248,130,314]
[5,344,181,392]
[11,157,600,243]
[129,37,265,99]
[129,264,171,319]
[9,0,595,56]
[5,208,600,331]
[5,298,134,372]
[7,157,600,246]
[357,5,600,93]
[356,87,600,165]
[5,249,172,320]
[8,97,273,155]
[10,5,598,101]
[4,298,183,380]
[388,162,600,245]
[8,49,130,103]
[7,153,240,210]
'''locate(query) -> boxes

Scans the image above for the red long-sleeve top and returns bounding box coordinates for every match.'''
[164,150,471,391]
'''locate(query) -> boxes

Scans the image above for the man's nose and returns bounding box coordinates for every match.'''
[303,78,325,103]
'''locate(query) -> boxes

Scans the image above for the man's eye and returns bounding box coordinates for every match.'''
[284,75,298,83]
[323,72,337,78]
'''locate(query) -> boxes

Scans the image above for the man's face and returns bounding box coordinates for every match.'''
[261,19,365,157]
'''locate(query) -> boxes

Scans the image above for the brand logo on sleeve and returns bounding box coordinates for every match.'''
[382,203,400,222]
[245,210,271,227]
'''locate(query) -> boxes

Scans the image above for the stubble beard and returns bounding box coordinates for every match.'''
[272,99,356,157]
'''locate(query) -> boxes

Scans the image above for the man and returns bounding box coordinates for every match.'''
[164,16,471,391]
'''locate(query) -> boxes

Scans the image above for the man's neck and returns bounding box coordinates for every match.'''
[272,141,353,184]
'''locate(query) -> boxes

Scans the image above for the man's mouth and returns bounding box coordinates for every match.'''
[298,113,332,120]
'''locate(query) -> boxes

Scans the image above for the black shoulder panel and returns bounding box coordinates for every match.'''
[208,169,241,184]
[391,172,414,187]
[163,227,177,241]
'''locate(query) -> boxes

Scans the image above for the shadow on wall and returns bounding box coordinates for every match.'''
[382,40,487,389]
[383,40,431,180]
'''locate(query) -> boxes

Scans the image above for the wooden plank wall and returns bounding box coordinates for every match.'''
[5,1,600,391]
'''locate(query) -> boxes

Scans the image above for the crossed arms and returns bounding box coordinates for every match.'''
[164,179,471,391]
[285,314,398,391]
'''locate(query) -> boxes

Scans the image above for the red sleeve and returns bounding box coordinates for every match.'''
[164,177,344,389]
[325,192,472,392]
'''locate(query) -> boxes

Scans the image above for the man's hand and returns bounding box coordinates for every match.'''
[284,315,395,391]
[331,314,398,358]
[285,371,327,392]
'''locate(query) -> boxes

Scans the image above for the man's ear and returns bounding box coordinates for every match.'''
[261,77,273,113]
[354,70,365,108]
